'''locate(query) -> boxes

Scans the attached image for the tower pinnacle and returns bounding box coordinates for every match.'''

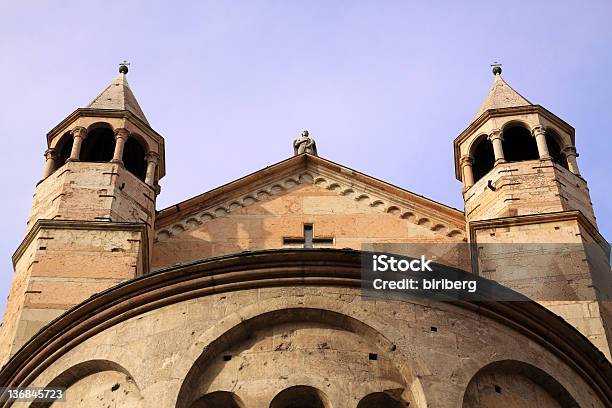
[472,65,531,120]
[87,63,148,124]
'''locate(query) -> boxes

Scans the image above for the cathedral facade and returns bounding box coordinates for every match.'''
[0,64,610,407]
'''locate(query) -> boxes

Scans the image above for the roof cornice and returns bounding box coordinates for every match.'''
[155,153,465,229]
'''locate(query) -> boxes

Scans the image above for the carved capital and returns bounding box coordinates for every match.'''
[562,146,578,157]
[44,148,58,160]
[114,128,130,140]
[145,151,160,164]
[459,155,473,166]
[70,126,87,139]
[488,129,503,142]
[531,125,546,138]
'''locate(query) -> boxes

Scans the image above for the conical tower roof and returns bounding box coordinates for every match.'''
[87,66,149,125]
[473,69,532,120]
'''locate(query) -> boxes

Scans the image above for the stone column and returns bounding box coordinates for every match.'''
[111,128,130,164]
[67,126,87,162]
[145,152,160,187]
[460,156,475,189]
[488,129,506,164]
[563,146,581,176]
[42,148,58,178]
[532,125,551,160]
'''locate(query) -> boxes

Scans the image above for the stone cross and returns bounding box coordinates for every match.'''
[283,224,334,248]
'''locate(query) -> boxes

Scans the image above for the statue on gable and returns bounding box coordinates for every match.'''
[293,130,318,156]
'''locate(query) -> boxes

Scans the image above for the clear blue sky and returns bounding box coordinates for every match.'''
[0,1,610,316]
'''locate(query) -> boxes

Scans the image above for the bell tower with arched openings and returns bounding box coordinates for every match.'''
[454,66,611,359]
[0,64,165,365]
[455,65,590,222]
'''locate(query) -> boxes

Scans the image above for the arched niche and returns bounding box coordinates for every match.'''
[52,131,73,173]
[470,134,495,182]
[123,135,147,181]
[81,123,115,162]
[462,360,579,408]
[357,391,407,408]
[190,391,245,408]
[31,359,143,408]
[176,308,420,408]
[502,124,539,162]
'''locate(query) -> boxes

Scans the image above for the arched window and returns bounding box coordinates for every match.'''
[80,125,115,162]
[190,391,244,408]
[52,131,73,173]
[545,130,569,170]
[471,135,495,182]
[123,137,147,181]
[269,386,330,408]
[502,124,539,162]
[357,392,406,408]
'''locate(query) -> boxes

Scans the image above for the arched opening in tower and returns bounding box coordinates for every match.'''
[123,137,147,181]
[471,135,495,182]
[53,131,73,173]
[502,125,539,162]
[80,126,115,162]
[545,130,569,170]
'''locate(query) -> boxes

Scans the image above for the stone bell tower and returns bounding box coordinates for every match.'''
[454,65,612,358]
[0,63,165,366]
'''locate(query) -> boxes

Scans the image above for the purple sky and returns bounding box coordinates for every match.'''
[1,1,610,316]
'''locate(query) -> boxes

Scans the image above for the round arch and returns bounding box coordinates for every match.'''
[501,123,539,162]
[545,128,569,169]
[501,119,532,132]
[462,360,579,408]
[175,307,424,408]
[123,134,148,181]
[31,359,141,408]
[270,385,331,408]
[190,391,245,408]
[81,122,115,162]
[469,134,495,182]
[51,131,74,173]
[357,392,406,408]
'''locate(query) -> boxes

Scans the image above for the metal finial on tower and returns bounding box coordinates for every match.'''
[119,60,130,74]
[491,61,502,76]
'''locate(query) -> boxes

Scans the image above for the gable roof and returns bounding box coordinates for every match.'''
[155,153,466,238]
[473,73,532,120]
[87,72,150,125]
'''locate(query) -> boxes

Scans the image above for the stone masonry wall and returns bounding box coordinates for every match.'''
[21,286,606,408]
[152,183,464,270]
[464,160,595,224]
[0,227,145,368]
